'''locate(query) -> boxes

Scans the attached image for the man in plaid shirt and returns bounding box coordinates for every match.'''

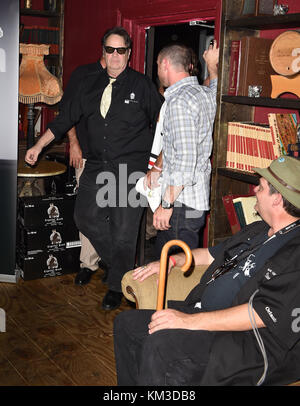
[152,41,219,257]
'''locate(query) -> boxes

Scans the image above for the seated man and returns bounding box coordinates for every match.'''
[114,156,300,386]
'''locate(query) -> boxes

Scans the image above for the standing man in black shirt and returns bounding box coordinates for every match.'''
[61,56,107,287]
[25,27,162,310]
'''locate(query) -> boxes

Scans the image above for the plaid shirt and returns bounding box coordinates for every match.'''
[161,76,217,211]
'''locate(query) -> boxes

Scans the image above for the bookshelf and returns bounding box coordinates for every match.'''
[20,0,65,81]
[208,0,300,246]
[19,0,66,159]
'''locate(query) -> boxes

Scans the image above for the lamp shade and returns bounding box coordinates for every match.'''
[19,43,62,105]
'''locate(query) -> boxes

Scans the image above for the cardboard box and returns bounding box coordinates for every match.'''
[17,220,79,253]
[17,245,81,281]
[18,194,76,229]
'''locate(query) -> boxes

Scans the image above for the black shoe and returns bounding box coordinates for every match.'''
[74,268,95,286]
[102,290,123,311]
[98,259,109,283]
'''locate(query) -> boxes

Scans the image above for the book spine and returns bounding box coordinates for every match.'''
[222,195,241,234]
[228,40,241,96]
[226,125,231,168]
[226,122,236,169]
[233,200,246,228]
[268,113,284,156]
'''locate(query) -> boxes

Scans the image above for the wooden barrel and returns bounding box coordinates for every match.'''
[269,31,300,76]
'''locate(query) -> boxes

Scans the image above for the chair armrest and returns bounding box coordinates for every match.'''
[121,265,208,309]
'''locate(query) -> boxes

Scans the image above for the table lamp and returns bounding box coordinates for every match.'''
[18,43,66,195]
[19,43,62,149]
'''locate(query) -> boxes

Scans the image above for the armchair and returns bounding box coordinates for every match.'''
[121,265,208,309]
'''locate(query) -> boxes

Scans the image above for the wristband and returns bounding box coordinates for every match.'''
[153,164,162,172]
[169,256,176,267]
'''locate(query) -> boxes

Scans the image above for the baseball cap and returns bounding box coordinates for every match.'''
[254,156,300,209]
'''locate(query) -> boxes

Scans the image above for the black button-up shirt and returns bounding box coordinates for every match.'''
[59,61,104,158]
[49,67,162,178]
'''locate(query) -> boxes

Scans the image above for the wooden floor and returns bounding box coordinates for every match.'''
[1,266,299,388]
[0,269,133,386]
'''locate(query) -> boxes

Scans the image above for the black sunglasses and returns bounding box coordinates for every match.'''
[104,46,129,55]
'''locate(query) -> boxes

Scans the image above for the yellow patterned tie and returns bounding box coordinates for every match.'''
[100,77,116,118]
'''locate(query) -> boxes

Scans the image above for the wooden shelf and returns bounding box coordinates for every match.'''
[20,9,60,18]
[217,168,259,185]
[222,95,300,110]
[207,1,300,246]
[226,12,300,30]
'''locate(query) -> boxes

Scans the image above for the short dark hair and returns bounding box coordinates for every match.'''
[158,44,192,73]
[102,26,132,49]
[268,181,300,217]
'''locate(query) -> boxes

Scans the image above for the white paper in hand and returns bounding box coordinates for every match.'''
[135,176,162,212]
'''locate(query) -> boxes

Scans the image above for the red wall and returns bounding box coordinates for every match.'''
[63,0,300,122]
[63,0,220,87]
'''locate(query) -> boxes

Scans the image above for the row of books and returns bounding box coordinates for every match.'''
[228,36,276,98]
[225,113,298,172]
[20,25,60,54]
[222,194,262,235]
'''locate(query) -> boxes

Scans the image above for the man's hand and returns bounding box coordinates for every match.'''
[203,40,219,80]
[24,128,55,165]
[67,127,83,169]
[153,205,172,230]
[25,145,42,166]
[132,259,174,282]
[132,261,160,282]
[144,167,161,190]
[148,309,196,334]
[69,141,83,169]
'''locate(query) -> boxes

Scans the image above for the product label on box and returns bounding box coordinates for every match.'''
[18,245,81,280]
[19,194,76,229]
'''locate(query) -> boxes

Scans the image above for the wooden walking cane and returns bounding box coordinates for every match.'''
[156,239,192,311]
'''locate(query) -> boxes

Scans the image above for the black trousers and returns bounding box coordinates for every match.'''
[74,168,145,292]
[113,309,215,386]
[155,204,206,258]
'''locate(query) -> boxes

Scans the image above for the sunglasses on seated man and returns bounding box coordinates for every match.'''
[104,46,130,54]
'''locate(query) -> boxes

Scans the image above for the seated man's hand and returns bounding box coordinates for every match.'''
[148,309,196,334]
[132,261,160,282]
[132,259,174,283]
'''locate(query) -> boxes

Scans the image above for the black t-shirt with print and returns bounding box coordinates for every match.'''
[200,223,300,311]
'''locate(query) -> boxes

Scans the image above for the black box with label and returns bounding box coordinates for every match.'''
[18,194,76,229]
[17,220,79,254]
[16,245,81,281]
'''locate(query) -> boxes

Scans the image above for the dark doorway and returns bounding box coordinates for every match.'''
[145,21,214,86]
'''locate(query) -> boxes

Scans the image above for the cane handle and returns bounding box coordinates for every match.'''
[156,239,192,311]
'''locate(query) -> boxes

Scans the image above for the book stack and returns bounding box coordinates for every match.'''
[226,122,278,172]
[222,195,262,234]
